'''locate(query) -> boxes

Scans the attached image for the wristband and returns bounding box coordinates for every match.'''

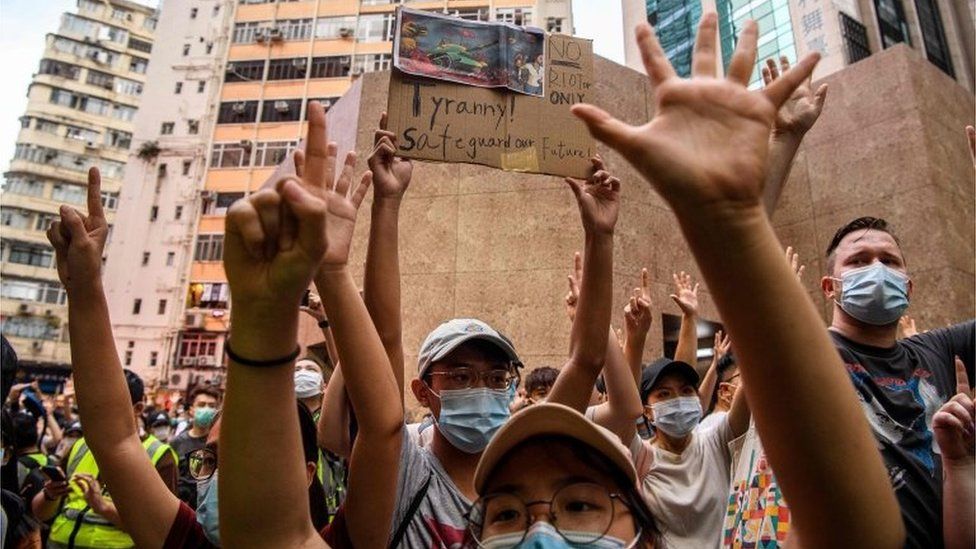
[317,319,330,329]
[224,340,300,368]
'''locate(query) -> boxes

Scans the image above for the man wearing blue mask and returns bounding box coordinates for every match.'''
[821,216,975,549]
[170,386,220,510]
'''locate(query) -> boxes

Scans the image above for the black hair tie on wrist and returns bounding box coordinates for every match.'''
[224,340,300,368]
[317,319,330,329]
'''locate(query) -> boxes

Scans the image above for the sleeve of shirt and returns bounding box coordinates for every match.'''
[908,319,975,383]
[628,434,652,478]
[388,428,432,536]
[162,501,215,549]
[703,415,734,466]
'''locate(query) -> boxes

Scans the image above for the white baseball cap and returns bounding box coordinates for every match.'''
[417,318,520,378]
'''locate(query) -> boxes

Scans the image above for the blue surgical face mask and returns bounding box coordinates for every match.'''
[482,521,631,548]
[435,387,511,454]
[835,262,910,326]
[196,470,220,544]
[194,407,217,429]
[651,396,702,438]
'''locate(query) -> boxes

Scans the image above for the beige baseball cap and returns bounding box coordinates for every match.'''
[474,402,637,494]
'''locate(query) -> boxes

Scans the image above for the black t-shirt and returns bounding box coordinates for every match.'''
[170,430,208,509]
[830,320,975,549]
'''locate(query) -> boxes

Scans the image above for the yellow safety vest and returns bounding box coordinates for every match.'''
[49,435,177,548]
[24,452,49,467]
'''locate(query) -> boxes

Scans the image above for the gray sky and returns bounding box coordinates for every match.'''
[0,0,625,172]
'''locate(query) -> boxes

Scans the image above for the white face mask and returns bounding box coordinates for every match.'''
[650,396,702,437]
[294,370,324,399]
[152,426,172,442]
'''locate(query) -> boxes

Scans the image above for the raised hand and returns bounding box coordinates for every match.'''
[299,292,327,322]
[624,268,653,336]
[45,167,108,293]
[571,14,819,215]
[713,329,731,363]
[785,245,805,280]
[933,357,975,463]
[898,315,918,338]
[763,56,827,137]
[564,251,582,321]
[565,156,620,235]
[669,271,699,316]
[369,112,413,200]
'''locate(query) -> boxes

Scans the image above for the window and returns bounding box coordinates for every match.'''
[260,99,302,122]
[205,42,214,54]
[8,243,54,267]
[182,44,191,56]
[278,18,313,41]
[166,252,175,266]
[127,340,134,349]
[34,118,60,134]
[1,316,58,341]
[142,251,151,266]
[34,213,56,231]
[144,16,157,31]
[194,234,225,261]
[61,13,98,39]
[352,53,391,74]
[190,7,198,18]
[254,140,298,166]
[38,59,80,79]
[217,101,259,124]
[840,12,871,64]
[124,350,132,365]
[86,70,115,90]
[175,205,184,220]
[65,126,99,142]
[225,60,265,82]
[546,17,563,33]
[1,209,31,229]
[182,160,192,176]
[101,191,119,210]
[158,163,168,178]
[158,299,167,314]
[197,81,206,93]
[875,0,911,48]
[0,277,66,305]
[3,178,44,197]
[51,184,87,204]
[356,13,395,42]
[177,332,220,361]
[914,0,954,76]
[105,129,132,149]
[114,77,143,96]
[213,192,244,215]
[110,8,129,22]
[175,81,183,94]
[150,206,158,221]
[161,122,174,135]
[150,352,158,367]
[304,97,337,118]
[133,298,142,314]
[187,120,199,134]
[129,57,149,74]
[233,21,262,43]
[127,37,152,54]
[112,104,137,121]
[210,142,249,168]
[213,5,220,15]
[187,282,228,309]
[310,55,350,78]
[266,58,308,81]
[315,16,357,39]
[495,8,532,26]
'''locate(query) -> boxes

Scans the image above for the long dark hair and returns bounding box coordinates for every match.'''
[706,352,737,415]
[297,403,329,531]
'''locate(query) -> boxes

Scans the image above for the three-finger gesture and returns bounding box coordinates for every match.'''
[45,168,109,292]
[624,268,653,335]
[564,251,582,321]
[565,155,620,235]
[785,245,805,280]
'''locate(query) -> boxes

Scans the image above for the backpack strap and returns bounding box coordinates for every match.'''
[388,472,432,549]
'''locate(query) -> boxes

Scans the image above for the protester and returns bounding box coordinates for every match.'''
[170,386,220,509]
[933,357,975,549]
[295,357,328,417]
[148,411,173,443]
[510,367,559,412]
[571,12,905,547]
[820,215,975,548]
[697,330,733,428]
[1,410,42,549]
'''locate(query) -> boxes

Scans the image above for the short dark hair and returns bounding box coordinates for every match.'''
[12,412,39,450]
[707,351,738,415]
[123,369,144,404]
[189,386,221,405]
[825,217,901,274]
[525,367,559,394]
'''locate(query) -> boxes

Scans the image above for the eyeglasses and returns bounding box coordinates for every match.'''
[427,366,518,391]
[188,447,217,481]
[465,482,637,547]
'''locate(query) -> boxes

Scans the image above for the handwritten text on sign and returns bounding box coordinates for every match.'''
[387,34,596,178]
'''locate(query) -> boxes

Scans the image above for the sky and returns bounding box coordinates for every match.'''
[0,0,624,172]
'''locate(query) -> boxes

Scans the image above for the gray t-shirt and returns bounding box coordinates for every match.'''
[389,430,473,548]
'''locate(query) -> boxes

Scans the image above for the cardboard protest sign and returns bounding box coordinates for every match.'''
[387,13,596,178]
[394,8,546,97]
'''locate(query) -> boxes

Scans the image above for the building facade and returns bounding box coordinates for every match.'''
[624,0,974,91]
[102,0,235,393]
[0,0,157,384]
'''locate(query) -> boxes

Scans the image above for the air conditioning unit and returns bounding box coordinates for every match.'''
[268,27,283,41]
[338,28,353,38]
[238,139,252,150]
[17,303,30,314]
[200,190,215,199]
[184,312,204,328]
[351,68,364,77]
[226,62,237,73]
[321,99,333,108]
[291,58,307,69]
[85,140,99,149]
[231,102,247,114]
[198,355,216,367]
[178,356,198,367]
[31,341,43,353]
[255,30,268,43]
[273,100,290,113]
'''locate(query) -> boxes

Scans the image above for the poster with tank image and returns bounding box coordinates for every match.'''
[393,7,546,97]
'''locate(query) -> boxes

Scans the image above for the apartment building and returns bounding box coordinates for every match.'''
[0,0,156,384]
[102,0,235,392]
[622,0,974,91]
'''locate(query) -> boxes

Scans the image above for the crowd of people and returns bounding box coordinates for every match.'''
[1,14,974,549]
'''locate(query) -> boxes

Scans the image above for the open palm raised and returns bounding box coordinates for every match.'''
[571,14,819,216]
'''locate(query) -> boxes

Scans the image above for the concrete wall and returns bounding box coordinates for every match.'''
[303,43,974,412]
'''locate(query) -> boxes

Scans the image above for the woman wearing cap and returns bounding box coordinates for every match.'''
[467,402,662,548]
